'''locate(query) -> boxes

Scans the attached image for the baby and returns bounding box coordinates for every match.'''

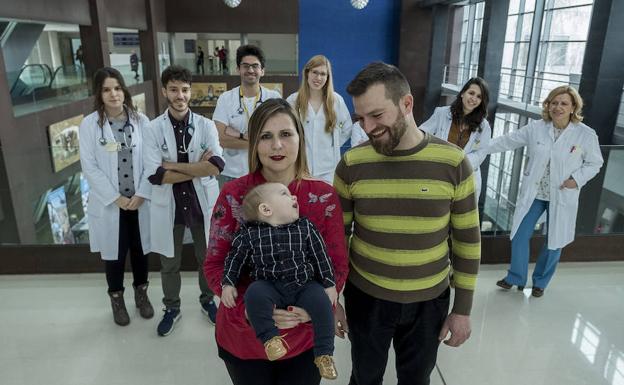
[221,182,338,380]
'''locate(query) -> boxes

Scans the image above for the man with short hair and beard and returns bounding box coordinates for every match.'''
[332,62,481,385]
[143,65,224,336]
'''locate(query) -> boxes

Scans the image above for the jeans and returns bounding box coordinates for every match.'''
[506,199,562,289]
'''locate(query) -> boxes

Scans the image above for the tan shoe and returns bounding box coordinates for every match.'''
[264,335,288,361]
[314,355,338,380]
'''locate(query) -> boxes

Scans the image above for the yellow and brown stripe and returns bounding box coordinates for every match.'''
[334,133,480,315]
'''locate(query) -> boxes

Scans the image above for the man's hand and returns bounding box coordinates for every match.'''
[334,301,349,339]
[115,196,131,210]
[324,286,338,306]
[221,285,238,308]
[201,150,214,162]
[225,126,247,140]
[438,313,471,347]
[126,196,144,211]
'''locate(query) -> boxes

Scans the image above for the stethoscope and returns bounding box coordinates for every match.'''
[237,87,263,115]
[99,107,135,149]
[161,111,195,154]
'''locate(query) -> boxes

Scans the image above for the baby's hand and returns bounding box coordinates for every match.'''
[324,286,338,306]
[221,285,238,308]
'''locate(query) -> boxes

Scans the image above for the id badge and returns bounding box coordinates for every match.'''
[105,142,120,152]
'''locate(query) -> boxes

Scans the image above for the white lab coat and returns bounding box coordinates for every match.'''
[212,85,281,179]
[482,119,603,249]
[78,111,151,260]
[142,110,224,258]
[420,106,491,202]
[286,92,355,183]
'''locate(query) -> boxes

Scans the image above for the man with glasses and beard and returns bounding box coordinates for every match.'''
[143,65,224,336]
[212,45,281,188]
[333,62,481,385]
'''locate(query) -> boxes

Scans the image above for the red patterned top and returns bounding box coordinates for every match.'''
[204,170,349,359]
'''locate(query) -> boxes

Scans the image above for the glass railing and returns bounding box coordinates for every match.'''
[172,57,298,77]
[0,144,622,246]
[481,145,624,237]
[8,64,90,117]
[442,64,479,90]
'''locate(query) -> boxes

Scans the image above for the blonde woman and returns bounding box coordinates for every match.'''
[286,55,363,183]
[482,86,603,297]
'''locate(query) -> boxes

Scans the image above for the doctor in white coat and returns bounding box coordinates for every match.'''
[213,45,281,186]
[420,77,491,203]
[79,67,153,326]
[286,55,363,183]
[143,65,225,336]
[483,86,603,297]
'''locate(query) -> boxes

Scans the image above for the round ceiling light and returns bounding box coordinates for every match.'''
[224,0,241,8]
[351,0,369,10]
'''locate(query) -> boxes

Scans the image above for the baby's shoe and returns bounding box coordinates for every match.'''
[314,355,338,380]
[264,335,288,361]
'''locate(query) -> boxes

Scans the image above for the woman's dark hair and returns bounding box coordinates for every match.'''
[449,77,489,133]
[92,67,137,127]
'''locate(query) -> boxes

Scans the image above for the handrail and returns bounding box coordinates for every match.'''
[9,63,53,94]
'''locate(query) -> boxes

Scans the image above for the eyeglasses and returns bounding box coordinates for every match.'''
[240,63,262,71]
[310,70,328,78]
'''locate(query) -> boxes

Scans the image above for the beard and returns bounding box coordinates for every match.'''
[368,113,408,156]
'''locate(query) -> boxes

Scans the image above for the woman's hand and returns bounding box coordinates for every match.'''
[324,286,338,306]
[221,285,238,308]
[126,196,144,210]
[272,306,311,329]
[115,196,131,210]
[560,177,578,189]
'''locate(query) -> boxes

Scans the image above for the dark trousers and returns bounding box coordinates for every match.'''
[344,282,450,385]
[219,346,321,385]
[104,209,148,292]
[160,224,213,309]
[244,280,334,357]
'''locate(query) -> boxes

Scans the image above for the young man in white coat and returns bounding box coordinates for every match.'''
[143,65,225,336]
[212,44,281,187]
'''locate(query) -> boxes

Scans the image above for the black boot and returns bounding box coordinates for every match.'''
[133,283,154,319]
[109,290,130,326]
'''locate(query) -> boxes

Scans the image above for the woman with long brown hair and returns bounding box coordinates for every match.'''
[79,67,153,325]
[204,99,348,385]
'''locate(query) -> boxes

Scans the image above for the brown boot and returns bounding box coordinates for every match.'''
[108,290,130,326]
[264,335,289,361]
[133,283,154,319]
[314,355,338,380]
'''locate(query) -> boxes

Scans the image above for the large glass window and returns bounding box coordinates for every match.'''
[1,19,89,117]
[454,2,485,85]
[107,28,142,84]
[532,0,593,103]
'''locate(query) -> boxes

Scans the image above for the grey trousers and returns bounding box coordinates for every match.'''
[160,224,213,309]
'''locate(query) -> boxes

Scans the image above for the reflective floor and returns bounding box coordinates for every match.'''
[1,262,623,385]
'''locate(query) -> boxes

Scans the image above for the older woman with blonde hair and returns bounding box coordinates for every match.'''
[481,85,603,297]
[286,55,364,183]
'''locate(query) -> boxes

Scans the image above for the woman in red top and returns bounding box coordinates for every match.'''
[204,98,348,385]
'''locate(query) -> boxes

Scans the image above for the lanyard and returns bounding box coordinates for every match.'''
[239,87,261,124]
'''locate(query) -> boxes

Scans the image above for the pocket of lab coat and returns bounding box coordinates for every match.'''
[558,187,579,207]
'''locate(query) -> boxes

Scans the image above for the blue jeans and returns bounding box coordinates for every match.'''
[506,199,562,289]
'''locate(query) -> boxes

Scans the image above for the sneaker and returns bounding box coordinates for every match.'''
[264,335,289,361]
[496,279,524,291]
[200,299,217,325]
[314,355,338,380]
[157,308,181,336]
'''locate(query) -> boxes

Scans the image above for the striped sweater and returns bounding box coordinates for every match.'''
[333,133,481,315]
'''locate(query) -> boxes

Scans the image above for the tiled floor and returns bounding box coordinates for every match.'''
[1,262,623,385]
